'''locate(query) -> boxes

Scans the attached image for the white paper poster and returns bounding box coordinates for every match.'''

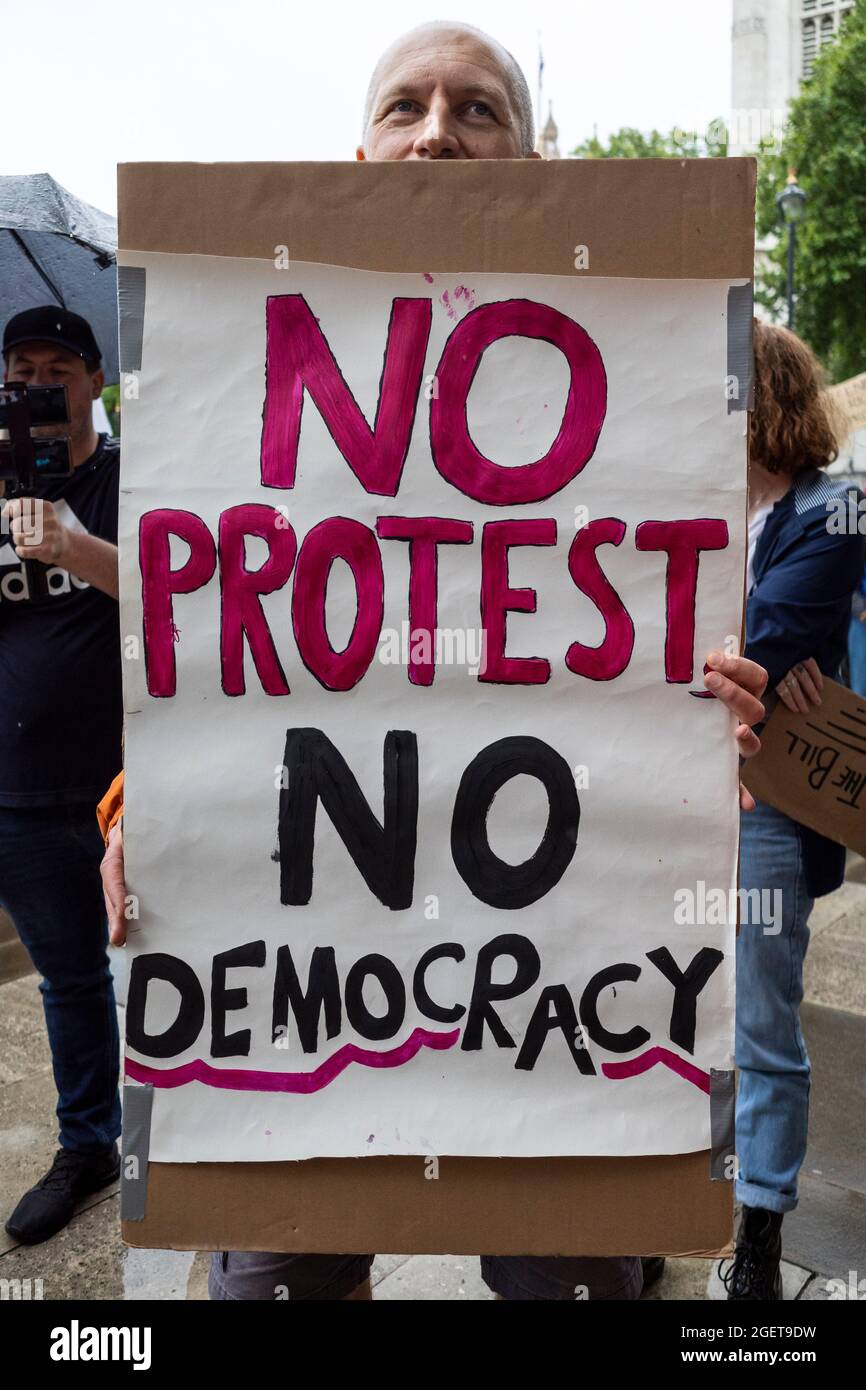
[119,251,747,1162]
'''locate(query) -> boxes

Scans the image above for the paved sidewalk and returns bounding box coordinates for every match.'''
[2,860,865,1302]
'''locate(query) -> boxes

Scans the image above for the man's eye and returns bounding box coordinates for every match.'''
[390,100,416,114]
[467,101,492,117]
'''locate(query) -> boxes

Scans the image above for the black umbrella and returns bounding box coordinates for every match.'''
[0,172,119,383]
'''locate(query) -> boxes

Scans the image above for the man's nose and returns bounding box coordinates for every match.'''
[413,98,461,159]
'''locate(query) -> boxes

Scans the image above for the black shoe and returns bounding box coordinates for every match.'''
[4,1145,120,1246]
[720,1206,783,1300]
[641,1256,666,1293]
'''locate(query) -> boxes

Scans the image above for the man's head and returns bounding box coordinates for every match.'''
[3,306,104,447]
[358,21,540,162]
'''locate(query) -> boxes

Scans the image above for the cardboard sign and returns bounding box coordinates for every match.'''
[118,158,755,1252]
[742,677,866,854]
[828,371,866,435]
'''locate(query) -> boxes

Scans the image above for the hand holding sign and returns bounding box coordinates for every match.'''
[776,656,823,714]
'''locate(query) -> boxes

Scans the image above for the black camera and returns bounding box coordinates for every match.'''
[0,383,72,482]
[0,382,73,602]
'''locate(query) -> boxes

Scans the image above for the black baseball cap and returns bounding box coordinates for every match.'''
[2,305,102,366]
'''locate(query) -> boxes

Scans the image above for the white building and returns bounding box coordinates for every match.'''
[730,0,855,153]
[731,0,864,471]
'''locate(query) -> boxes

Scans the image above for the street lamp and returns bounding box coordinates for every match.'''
[776,170,807,331]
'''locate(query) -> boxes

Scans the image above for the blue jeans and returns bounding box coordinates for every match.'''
[735,799,814,1214]
[848,614,866,697]
[0,803,121,1154]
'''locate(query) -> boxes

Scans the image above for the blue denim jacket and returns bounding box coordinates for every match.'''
[746,470,866,897]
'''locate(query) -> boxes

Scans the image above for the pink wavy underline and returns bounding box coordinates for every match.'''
[601,1046,711,1094]
[125,1026,460,1094]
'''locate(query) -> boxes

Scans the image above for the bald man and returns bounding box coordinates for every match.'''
[356,21,540,161]
[103,20,767,1302]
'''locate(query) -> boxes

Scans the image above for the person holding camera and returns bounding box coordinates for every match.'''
[1,306,122,1244]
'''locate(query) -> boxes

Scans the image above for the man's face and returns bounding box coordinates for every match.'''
[3,342,103,441]
[359,30,539,162]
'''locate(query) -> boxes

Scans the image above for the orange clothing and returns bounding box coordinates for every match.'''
[97,770,125,844]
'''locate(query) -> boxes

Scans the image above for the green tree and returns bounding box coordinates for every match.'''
[755,3,866,381]
[102,384,120,437]
[572,121,727,161]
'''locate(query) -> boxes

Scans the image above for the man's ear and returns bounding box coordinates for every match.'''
[91,369,105,400]
[355,146,366,161]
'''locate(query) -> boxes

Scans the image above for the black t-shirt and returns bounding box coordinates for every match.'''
[0,435,123,806]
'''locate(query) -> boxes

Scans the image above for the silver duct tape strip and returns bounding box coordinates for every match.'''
[709,1068,736,1181]
[727,282,754,414]
[118,265,146,374]
[121,1082,154,1221]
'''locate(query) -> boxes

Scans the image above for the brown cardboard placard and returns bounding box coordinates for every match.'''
[125,1153,731,1257]
[742,676,866,854]
[828,370,866,435]
[119,157,751,1258]
[117,158,755,278]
